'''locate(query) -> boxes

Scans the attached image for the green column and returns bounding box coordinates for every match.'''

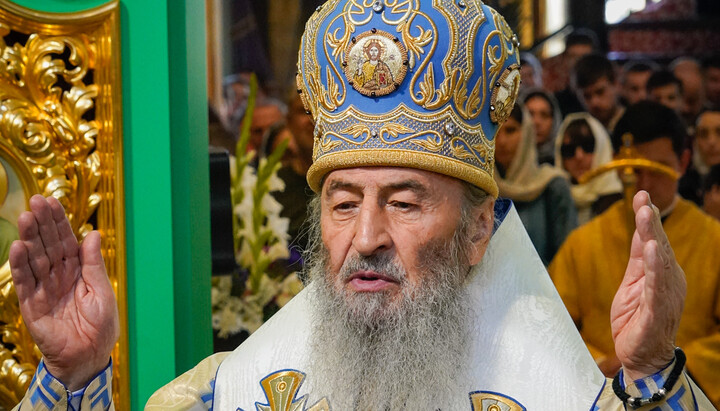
[166,0,212,377]
[7,0,212,408]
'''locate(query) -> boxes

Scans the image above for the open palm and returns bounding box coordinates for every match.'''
[610,191,686,381]
[9,195,118,390]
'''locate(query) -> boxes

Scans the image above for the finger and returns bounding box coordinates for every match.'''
[633,204,656,246]
[17,210,51,282]
[642,239,682,348]
[633,191,669,249]
[9,240,36,298]
[643,199,675,262]
[79,231,109,292]
[47,196,79,259]
[632,190,651,214]
[29,195,64,266]
[642,240,663,296]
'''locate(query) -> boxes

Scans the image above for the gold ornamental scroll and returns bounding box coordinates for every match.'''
[0,1,127,409]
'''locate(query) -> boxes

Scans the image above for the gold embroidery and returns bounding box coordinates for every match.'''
[343,29,408,97]
[379,123,414,139]
[339,123,371,140]
[255,370,330,411]
[409,132,443,152]
[489,64,521,124]
[469,391,526,411]
[320,134,343,152]
[299,1,519,199]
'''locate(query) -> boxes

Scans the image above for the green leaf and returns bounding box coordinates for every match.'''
[236,73,258,160]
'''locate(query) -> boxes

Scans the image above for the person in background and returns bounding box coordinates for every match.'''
[573,53,624,134]
[646,69,684,116]
[244,97,286,154]
[494,104,577,265]
[550,101,720,407]
[704,164,720,220]
[686,108,720,203]
[554,113,622,224]
[545,29,598,116]
[542,29,598,94]
[619,60,658,106]
[671,57,706,128]
[519,52,543,91]
[222,72,257,137]
[522,88,562,165]
[704,56,720,109]
[696,108,720,172]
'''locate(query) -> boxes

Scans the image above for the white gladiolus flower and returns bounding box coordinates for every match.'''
[266,241,290,262]
[268,170,286,192]
[213,117,304,337]
[266,212,290,242]
[260,193,283,216]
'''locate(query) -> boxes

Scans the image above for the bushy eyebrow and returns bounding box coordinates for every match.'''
[384,180,429,197]
[324,179,429,198]
[325,180,361,197]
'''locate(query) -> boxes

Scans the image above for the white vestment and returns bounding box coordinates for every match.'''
[213,201,607,410]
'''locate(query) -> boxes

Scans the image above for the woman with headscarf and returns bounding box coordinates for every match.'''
[495,104,577,265]
[554,113,623,225]
[522,88,562,165]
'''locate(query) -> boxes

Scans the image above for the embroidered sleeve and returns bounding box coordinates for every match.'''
[13,359,113,411]
[594,361,715,410]
[145,352,230,411]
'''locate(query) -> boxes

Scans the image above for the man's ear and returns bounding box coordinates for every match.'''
[467,198,495,266]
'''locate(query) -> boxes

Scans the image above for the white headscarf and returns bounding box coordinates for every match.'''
[520,88,562,158]
[692,142,711,176]
[495,107,567,202]
[553,113,623,209]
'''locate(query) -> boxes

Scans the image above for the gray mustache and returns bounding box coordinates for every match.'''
[339,253,407,283]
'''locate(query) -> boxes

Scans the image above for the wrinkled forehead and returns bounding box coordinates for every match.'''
[320,166,466,198]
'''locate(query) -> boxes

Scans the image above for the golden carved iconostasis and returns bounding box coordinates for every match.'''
[0,1,127,409]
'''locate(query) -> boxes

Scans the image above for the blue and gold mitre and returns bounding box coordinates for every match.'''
[298,0,521,197]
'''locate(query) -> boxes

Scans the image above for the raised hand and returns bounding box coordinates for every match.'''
[9,195,119,390]
[610,191,686,381]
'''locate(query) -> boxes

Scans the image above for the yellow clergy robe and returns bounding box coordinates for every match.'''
[549,198,720,407]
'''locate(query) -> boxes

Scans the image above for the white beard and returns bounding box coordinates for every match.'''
[306,238,473,410]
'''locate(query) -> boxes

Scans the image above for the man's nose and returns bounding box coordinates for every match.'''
[575,146,585,159]
[352,202,392,256]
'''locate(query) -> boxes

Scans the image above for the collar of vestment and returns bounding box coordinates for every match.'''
[213,200,606,410]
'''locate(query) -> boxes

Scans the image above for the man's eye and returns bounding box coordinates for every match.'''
[334,202,356,211]
[390,201,414,210]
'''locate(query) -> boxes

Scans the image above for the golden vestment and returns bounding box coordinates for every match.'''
[549,198,720,407]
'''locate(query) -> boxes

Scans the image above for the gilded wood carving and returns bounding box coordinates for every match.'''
[0,1,126,409]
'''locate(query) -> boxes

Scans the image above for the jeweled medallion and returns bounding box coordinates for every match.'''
[343,30,408,97]
[489,64,521,124]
